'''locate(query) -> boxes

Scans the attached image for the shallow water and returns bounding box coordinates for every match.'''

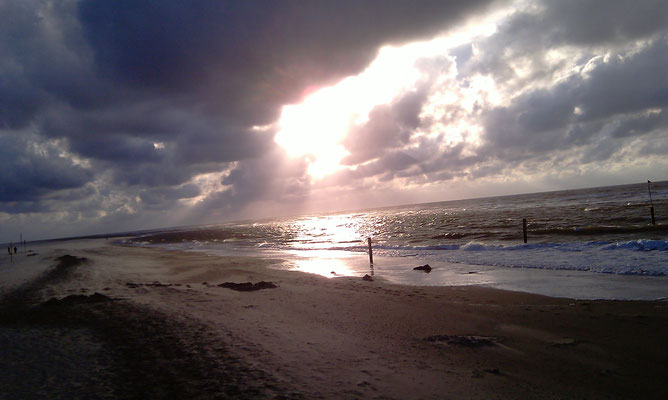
[125,181,668,299]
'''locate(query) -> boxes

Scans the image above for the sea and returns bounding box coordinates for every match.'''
[125,181,668,300]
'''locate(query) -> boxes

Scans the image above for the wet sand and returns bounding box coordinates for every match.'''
[1,240,668,399]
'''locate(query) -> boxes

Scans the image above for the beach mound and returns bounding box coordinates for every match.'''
[413,264,432,272]
[41,292,113,306]
[0,253,293,399]
[425,334,498,347]
[217,281,278,291]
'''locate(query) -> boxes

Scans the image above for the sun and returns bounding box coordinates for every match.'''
[274,45,427,179]
[275,85,354,179]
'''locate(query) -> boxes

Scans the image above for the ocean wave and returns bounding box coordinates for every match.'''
[531,224,668,236]
[366,239,668,253]
[513,262,666,276]
[127,237,668,277]
[602,239,668,251]
[134,236,668,255]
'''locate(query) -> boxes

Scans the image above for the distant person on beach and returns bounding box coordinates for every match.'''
[7,246,10,255]
[14,246,17,254]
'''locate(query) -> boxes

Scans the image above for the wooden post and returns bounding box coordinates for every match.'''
[648,180,656,225]
[650,206,656,225]
[522,219,528,244]
[368,237,374,265]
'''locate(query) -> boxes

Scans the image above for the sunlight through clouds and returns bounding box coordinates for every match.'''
[274,13,505,179]
[275,45,426,178]
[4,0,668,241]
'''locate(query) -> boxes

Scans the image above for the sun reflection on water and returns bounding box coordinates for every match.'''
[277,214,377,278]
[283,250,359,278]
[289,214,370,250]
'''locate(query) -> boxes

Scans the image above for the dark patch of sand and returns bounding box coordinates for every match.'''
[424,334,499,347]
[217,281,278,291]
[0,254,301,399]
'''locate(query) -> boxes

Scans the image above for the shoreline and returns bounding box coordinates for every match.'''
[2,240,668,399]
[122,240,668,301]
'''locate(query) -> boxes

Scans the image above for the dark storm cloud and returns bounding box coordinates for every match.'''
[401,142,474,178]
[5,0,667,242]
[0,0,125,129]
[69,135,164,163]
[540,0,668,45]
[0,133,93,206]
[576,39,668,120]
[0,73,45,130]
[139,183,200,210]
[481,81,581,156]
[640,130,668,155]
[323,139,471,188]
[479,35,668,163]
[111,162,212,187]
[609,110,668,139]
[77,0,499,126]
[39,100,273,178]
[39,100,274,186]
[1,0,500,227]
[0,0,51,129]
[173,125,273,165]
[191,149,310,219]
[220,149,310,204]
[342,89,427,165]
[349,150,421,179]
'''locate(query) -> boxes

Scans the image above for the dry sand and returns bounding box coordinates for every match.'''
[1,240,668,399]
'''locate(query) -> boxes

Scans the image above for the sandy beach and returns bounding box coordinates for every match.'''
[2,240,668,399]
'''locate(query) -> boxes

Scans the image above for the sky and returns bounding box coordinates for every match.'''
[2,0,668,242]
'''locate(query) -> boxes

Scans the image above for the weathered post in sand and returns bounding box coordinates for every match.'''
[523,218,528,243]
[368,237,374,265]
[648,180,656,225]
